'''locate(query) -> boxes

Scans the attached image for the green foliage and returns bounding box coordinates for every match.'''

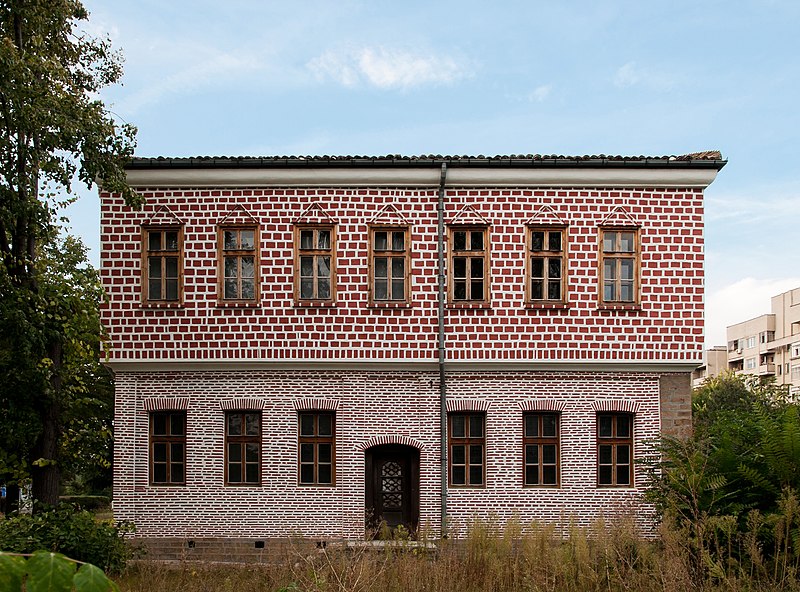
[0,504,134,573]
[0,551,118,592]
[646,372,800,583]
[0,0,138,506]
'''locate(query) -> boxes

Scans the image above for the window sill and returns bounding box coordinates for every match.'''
[523,484,561,489]
[596,303,642,312]
[297,483,336,488]
[524,302,570,310]
[224,483,263,487]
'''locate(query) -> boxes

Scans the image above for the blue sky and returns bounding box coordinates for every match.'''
[66,0,800,347]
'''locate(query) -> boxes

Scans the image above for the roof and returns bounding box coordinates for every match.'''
[126,152,726,170]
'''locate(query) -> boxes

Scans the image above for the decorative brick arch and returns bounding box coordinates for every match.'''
[518,399,567,412]
[292,398,340,411]
[445,399,492,412]
[591,400,641,414]
[141,397,189,411]
[357,435,425,451]
[218,399,265,411]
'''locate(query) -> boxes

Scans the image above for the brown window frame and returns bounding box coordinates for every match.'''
[448,226,490,304]
[142,226,183,303]
[225,411,261,486]
[523,412,560,486]
[448,413,485,487]
[599,228,640,305]
[526,226,567,305]
[149,411,186,486]
[294,225,336,303]
[597,412,633,487]
[298,412,335,486]
[368,225,411,304]
[218,225,259,303]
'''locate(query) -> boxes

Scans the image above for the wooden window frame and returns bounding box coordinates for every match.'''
[368,225,411,305]
[218,225,260,303]
[525,226,567,305]
[448,413,485,487]
[523,412,560,487]
[149,411,186,486]
[298,412,335,486]
[293,224,336,303]
[447,226,490,304]
[599,228,640,305]
[597,412,634,487]
[142,226,184,304]
[224,411,261,486]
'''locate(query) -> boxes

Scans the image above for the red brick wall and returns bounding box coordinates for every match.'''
[113,370,661,539]
[100,186,704,363]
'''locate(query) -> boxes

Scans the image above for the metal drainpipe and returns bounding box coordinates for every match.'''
[437,163,448,538]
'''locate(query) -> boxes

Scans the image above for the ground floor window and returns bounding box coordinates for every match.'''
[225,411,261,485]
[150,411,186,485]
[298,412,335,485]
[523,413,559,486]
[449,413,485,487]
[597,413,633,486]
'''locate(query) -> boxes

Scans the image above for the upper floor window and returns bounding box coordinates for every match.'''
[600,229,638,304]
[597,413,633,487]
[523,413,559,486]
[219,227,258,302]
[449,227,489,303]
[369,226,410,304]
[298,412,335,485]
[449,413,485,487]
[225,411,261,485]
[294,226,335,302]
[150,411,186,485]
[526,227,566,304]
[143,227,182,303]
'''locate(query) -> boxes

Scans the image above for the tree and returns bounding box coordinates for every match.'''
[0,0,139,507]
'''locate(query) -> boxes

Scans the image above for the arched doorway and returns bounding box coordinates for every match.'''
[364,444,420,536]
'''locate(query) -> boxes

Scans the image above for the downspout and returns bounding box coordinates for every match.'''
[437,163,448,538]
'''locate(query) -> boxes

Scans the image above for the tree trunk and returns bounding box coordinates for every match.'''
[31,339,63,509]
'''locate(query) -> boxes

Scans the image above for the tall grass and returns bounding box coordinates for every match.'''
[116,513,800,592]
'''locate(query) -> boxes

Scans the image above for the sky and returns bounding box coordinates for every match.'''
[65,0,800,348]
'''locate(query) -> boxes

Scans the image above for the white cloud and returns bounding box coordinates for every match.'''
[307,46,472,90]
[705,277,800,347]
[115,48,262,115]
[527,84,553,102]
[614,61,674,91]
[706,189,800,225]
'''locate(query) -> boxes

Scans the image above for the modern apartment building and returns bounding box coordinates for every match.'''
[726,287,800,397]
[692,346,728,388]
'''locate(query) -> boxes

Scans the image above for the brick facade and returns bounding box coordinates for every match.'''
[101,155,724,546]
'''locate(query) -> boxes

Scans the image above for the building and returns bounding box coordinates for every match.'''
[100,153,725,554]
[692,346,728,388]
[726,287,800,397]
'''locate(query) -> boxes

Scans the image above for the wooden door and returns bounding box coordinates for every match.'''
[365,444,419,536]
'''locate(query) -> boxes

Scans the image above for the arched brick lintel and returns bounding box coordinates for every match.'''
[518,399,567,412]
[445,399,491,412]
[591,400,640,414]
[292,398,340,411]
[358,435,425,452]
[218,399,265,411]
[141,397,190,411]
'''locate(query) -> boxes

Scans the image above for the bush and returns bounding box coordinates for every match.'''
[0,504,134,573]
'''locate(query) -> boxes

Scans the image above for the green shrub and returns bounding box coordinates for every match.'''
[0,504,134,573]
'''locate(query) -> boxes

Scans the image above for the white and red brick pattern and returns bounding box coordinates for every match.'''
[100,187,704,364]
[101,174,711,542]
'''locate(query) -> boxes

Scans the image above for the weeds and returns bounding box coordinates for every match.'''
[113,514,800,592]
